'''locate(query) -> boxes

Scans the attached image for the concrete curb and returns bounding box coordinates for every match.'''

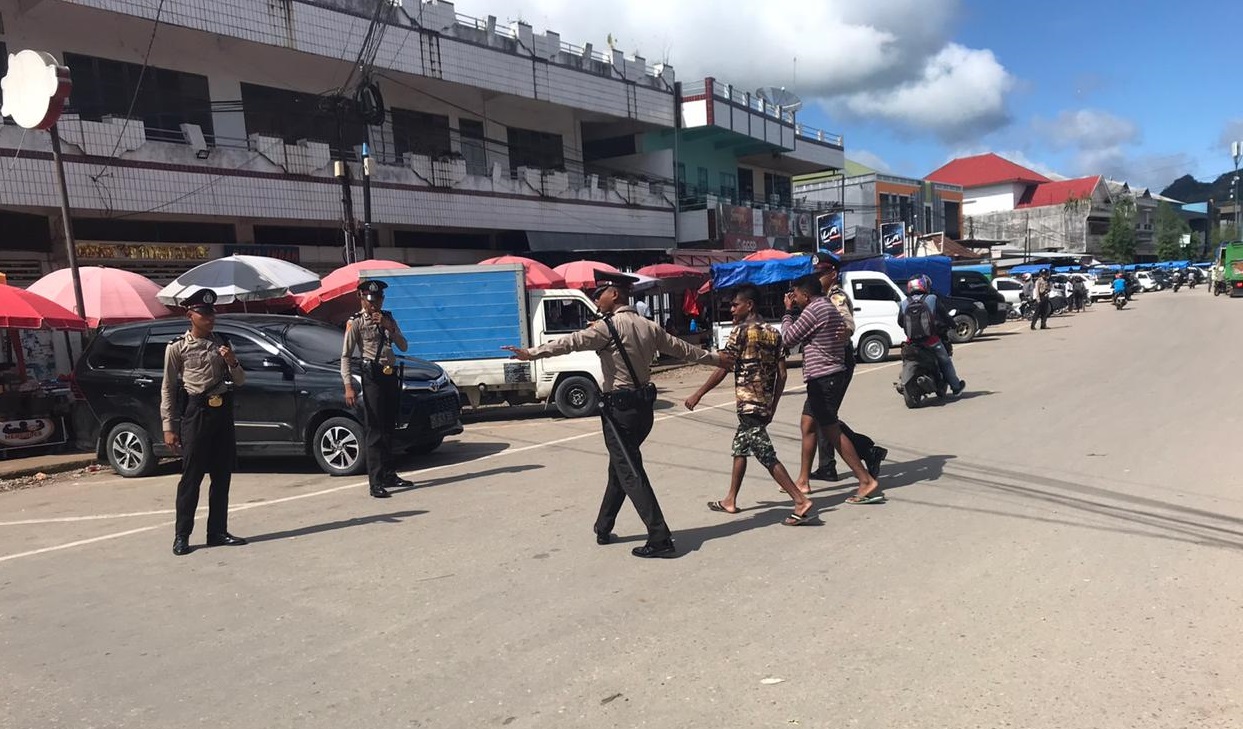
[0,455,101,481]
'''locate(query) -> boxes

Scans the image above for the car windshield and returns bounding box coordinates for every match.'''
[261,320,345,364]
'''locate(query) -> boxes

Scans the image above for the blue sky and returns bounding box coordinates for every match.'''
[460,0,1241,191]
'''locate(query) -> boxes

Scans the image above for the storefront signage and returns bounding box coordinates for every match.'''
[224,245,301,263]
[0,418,56,447]
[723,234,770,252]
[817,212,844,253]
[764,210,790,238]
[77,243,211,260]
[720,204,754,236]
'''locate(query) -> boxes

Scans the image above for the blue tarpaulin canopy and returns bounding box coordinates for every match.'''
[710,257,812,289]
[1008,264,1048,276]
[842,255,953,296]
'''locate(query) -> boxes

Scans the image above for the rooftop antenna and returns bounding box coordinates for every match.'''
[755,86,802,113]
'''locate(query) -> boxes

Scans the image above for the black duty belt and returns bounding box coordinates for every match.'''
[363,359,400,377]
[186,389,231,409]
[602,384,657,410]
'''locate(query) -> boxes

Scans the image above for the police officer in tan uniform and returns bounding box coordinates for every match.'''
[342,279,411,498]
[797,252,886,488]
[504,271,731,559]
[160,288,247,557]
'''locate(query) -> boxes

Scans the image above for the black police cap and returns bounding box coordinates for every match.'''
[181,288,218,311]
[589,270,640,300]
[358,279,388,300]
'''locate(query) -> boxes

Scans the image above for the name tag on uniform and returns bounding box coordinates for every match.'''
[382,365,394,375]
[207,394,224,408]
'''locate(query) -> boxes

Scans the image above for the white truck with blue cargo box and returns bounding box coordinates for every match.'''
[363,264,605,418]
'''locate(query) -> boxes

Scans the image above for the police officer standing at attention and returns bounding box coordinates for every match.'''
[504,271,731,559]
[798,252,887,490]
[342,279,411,498]
[161,288,247,557]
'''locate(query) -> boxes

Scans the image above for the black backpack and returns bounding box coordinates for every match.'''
[904,294,934,340]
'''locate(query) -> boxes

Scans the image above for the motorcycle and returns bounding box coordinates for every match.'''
[1172,278,1182,292]
[1113,291,1127,309]
[894,338,949,409]
[1213,279,1227,297]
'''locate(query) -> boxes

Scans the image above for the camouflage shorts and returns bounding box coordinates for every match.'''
[731,421,779,468]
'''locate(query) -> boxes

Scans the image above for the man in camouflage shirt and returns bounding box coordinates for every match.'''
[685,285,817,525]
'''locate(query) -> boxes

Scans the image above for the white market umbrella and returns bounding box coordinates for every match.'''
[157,255,321,305]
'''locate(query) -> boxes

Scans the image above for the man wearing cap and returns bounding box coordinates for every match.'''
[160,288,247,557]
[799,252,887,489]
[342,279,410,498]
[504,270,731,559]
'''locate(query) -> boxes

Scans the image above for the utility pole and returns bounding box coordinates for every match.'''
[1232,141,1241,235]
[361,142,376,260]
[335,157,357,265]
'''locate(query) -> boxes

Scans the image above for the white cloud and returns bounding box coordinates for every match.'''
[1220,118,1243,149]
[449,0,1013,140]
[1034,109,1139,151]
[850,149,892,173]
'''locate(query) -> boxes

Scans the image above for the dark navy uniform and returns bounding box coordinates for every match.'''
[160,289,247,555]
[341,279,409,497]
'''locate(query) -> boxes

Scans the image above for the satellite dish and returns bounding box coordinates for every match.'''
[755,86,802,113]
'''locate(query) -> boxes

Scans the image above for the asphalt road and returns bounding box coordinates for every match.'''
[2,290,1240,729]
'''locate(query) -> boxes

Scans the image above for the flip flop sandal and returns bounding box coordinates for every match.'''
[783,509,819,526]
[846,492,886,505]
[707,500,740,514]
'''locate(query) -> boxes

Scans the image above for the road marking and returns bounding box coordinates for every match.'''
[0,351,910,563]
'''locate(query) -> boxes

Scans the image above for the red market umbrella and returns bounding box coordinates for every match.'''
[553,260,620,290]
[480,255,565,289]
[298,259,410,315]
[27,266,170,328]
[742,249,792,261]
[0,284,89,331]
[636,263,706,280]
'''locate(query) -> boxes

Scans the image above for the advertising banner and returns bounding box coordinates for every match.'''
[881,222,906,257]
[816,212,844,253]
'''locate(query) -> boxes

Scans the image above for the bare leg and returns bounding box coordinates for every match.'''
[823,422,879,498]
[768,462,813,513]
[718,457,747,513]
[795,414,817,493]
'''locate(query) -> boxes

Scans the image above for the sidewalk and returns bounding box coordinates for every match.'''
[0,451,101,481]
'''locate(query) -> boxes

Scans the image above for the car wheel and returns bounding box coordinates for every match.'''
[312,417,366,477]
[554,375,600,418]
[406,436,444,456]
[106,422,158,478]
[857,333,890,364]
[947,314,978,344]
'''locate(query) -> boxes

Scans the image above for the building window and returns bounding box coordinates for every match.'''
[62,53,214,143]
[719,172,737,203]
[240,83,365,154]
[737,168,755,204]
[459,119,488,175]
[676,163,687,200]
[391,108,451,160]
[697,167,709,198]
[506,127,564,172]
[764,172,792,207]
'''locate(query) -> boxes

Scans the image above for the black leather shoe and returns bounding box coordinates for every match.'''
[595,531,612,545]
[172,535,192,556]
[388,476,415,489]
[370,486,391,499]
[809,466,839,482]
[206,532,248,547]
[631,542,677,559]
[865,447,888,479]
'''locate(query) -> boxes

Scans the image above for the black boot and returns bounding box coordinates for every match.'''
[172,535,192,556]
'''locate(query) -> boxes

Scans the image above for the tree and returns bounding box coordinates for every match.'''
[1101,197,1137,263]
[1211,222,1240,248]
[1155,201,1189,261]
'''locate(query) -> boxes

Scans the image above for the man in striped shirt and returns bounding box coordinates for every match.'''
[781,275,885,504]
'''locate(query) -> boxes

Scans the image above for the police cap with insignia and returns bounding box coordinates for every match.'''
[589,270,640,301]
[812,250,841,271]
[182,288,218,313]
[358,279,388,301]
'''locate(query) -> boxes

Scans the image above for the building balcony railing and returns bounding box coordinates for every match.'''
[681,79,844,148]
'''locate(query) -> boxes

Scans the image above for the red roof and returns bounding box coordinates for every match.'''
[926,153,1050,187]
[1016,176,1102,209]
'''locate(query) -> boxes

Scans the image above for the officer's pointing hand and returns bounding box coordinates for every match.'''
[502,346,533,361]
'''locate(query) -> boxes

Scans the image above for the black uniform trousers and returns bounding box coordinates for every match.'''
[361,364,400,488]
[1030,298,1050,329]
[175,392,236,537]
[814,347,875,472]
[595,396,671,546]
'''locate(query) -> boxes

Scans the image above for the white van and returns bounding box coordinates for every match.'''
[710,270,906,364]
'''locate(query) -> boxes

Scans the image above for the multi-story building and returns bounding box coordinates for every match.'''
[794,162,963,257]
[1,0,691,283]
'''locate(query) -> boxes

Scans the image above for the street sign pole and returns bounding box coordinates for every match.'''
[48,125,87,320]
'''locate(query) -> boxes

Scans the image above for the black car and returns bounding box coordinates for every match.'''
[72,314,463,478]
[950,270,1009,326]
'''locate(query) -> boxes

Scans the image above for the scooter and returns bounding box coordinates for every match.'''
[1113,291,1127,309]
[894,340,949,409]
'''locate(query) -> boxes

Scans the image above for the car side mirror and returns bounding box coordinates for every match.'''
[261,356,291,378]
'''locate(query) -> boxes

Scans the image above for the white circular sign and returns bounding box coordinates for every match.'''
[0,49,72,131]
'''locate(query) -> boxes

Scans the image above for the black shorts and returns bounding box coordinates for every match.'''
[804,372,849,426]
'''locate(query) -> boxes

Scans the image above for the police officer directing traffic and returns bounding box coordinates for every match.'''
[504,271,731,559]
[160,288,247,557]
[341,279,411,498]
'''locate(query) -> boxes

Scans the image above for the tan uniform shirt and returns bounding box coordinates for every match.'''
[529,306,722,392]
[160,331,246,431]
[1035,278,1051,300]
[826,283,856,335]
[340,310,409,386]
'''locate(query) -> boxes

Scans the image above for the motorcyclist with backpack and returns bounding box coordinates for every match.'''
[898,275,966,397]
